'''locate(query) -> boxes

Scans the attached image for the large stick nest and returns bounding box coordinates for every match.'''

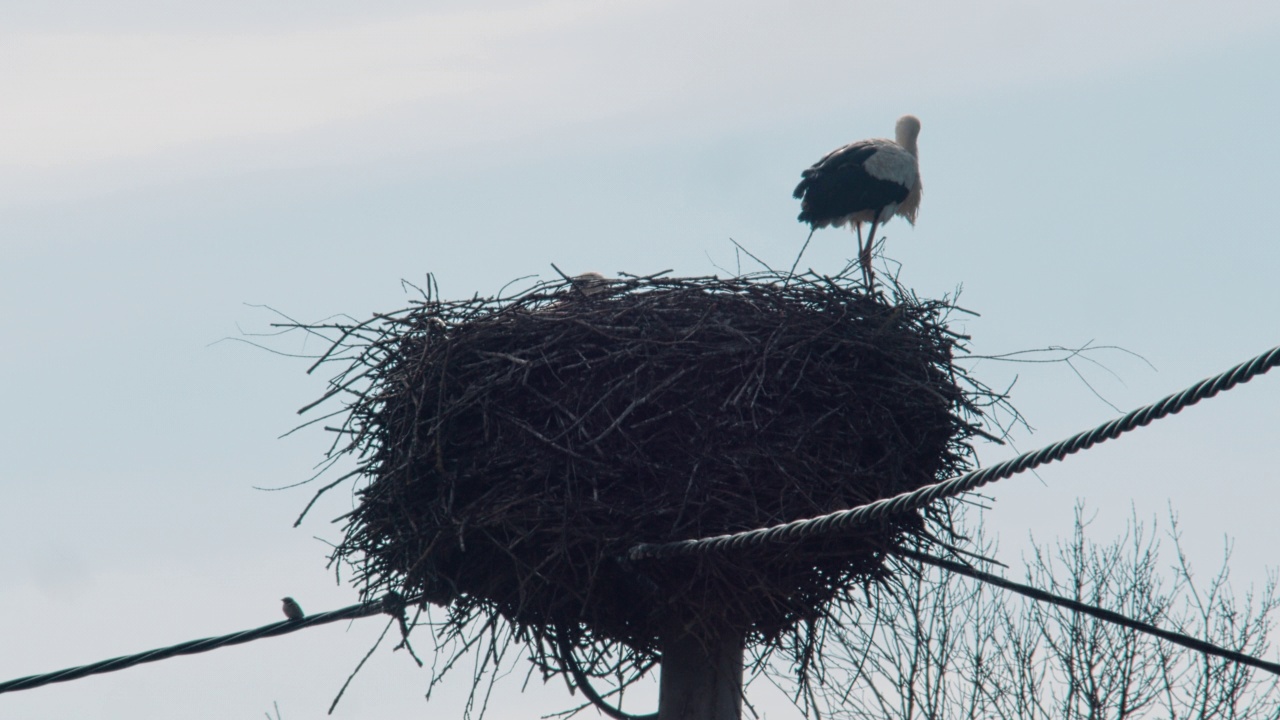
[297,270,1000,707]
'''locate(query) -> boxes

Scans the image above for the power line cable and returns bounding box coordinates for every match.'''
[7,347,1278,697]
[629,344,1280,560]
[0,596,404,696]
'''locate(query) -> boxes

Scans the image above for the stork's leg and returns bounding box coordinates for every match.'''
[862,218,879,291]
[854,223,867,284]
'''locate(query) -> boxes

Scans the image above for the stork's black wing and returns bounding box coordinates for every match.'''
[793,141,910,227]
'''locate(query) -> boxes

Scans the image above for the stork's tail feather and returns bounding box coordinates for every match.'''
[796,208,824,227]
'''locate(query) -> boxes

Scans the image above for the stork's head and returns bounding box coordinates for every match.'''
[571,272,610,297]
[895,115,921,155]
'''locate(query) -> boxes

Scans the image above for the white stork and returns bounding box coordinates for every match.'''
[793,115,922,288]
[570,271,609,297]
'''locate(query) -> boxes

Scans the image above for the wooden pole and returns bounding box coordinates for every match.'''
[657,623,743,720]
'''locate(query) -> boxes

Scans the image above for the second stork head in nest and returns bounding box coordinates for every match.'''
[793,115,922,289]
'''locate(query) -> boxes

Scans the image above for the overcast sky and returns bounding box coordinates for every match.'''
[3,2,1280,718]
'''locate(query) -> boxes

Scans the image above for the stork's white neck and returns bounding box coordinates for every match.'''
[895,115,921,156]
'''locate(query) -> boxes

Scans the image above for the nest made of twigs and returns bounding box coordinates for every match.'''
[298,269,998,701]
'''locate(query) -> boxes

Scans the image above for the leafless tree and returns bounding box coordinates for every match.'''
[797,504,1280,720]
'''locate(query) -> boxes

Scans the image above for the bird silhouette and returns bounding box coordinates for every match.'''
[281,596,304,621]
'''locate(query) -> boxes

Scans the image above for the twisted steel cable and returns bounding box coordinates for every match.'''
[0,597,402,695]
[5,348,1279,698]
[630,344,1280,560]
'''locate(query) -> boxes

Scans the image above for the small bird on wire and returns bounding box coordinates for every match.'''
[793,115,923,290]
[281,597,304,621]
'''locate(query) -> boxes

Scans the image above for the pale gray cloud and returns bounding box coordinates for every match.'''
[3,0,1277,174]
